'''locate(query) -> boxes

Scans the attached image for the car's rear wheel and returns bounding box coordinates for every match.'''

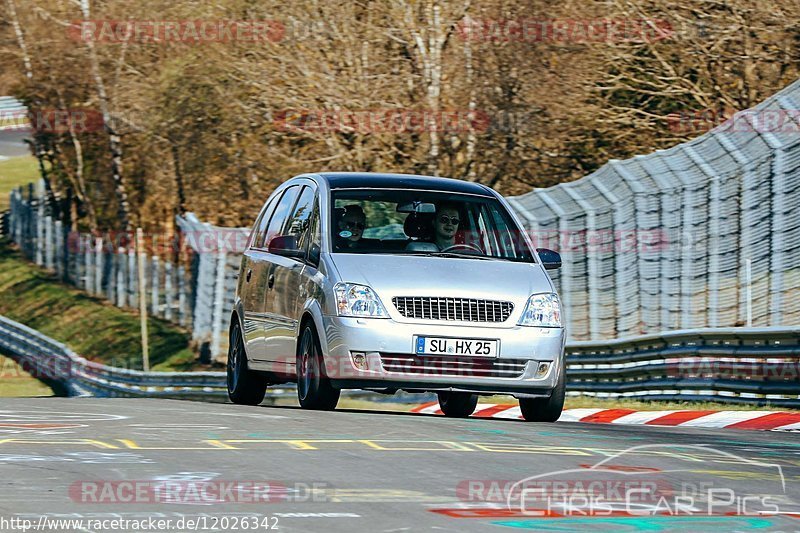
[519,368,565,422]
[437,391,479,418]
[296,324,340,410]
[227,321,268,405]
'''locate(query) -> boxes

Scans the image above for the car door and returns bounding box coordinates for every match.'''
[262,184,317,372]
[240,193,280,360]
[246,185,301,362]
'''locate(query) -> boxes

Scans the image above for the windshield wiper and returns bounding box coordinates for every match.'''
[423,252,495,260]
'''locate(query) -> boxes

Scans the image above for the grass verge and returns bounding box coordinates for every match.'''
[0,155,39,211]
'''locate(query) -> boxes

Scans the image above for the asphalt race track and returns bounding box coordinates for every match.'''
[1,398,799,532]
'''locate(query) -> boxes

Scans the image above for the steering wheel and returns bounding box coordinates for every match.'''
[440,243,483,254]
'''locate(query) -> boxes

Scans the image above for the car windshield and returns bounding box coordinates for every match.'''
[330,189,536,262]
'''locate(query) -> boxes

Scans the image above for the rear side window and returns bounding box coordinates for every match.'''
[283,186,316,251]
[261,186,300,248]
[249,194,279,249]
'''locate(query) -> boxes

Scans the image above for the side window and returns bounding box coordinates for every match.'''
[478,205,501,256]
[262,186,300,248]
[283,186,316,250]
[250,195,279,249]
[488,204,526,259]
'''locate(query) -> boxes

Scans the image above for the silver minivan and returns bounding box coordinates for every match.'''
[229,173,566,421]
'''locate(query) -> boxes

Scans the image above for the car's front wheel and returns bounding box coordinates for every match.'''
[437,391,479,418]
[227,321,268,405]
[296,324,340,410]
[519,368,565,422]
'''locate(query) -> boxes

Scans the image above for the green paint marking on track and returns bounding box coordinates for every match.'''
[465,428,509,435]
[717,439,800,449]
[532,432,646,441]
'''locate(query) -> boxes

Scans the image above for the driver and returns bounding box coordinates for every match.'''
[432,203,461,251]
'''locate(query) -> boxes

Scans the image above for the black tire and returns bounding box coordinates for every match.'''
[296,324,340,410]
[227,321,268,405]
[437,391,479,418]
[519,367,565,422]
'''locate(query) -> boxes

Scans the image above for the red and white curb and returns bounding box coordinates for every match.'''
[411,402,800,431]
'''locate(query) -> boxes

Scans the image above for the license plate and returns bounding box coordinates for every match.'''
[415,337,498,357]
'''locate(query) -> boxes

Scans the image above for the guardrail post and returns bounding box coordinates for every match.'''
[107,247,115,303]
[192,253,214,348]
[151,256,160,316]
[17,187,24,247]
[44,215,54,271]
[178,265,188,327]
[17,187,24,246]
[10,188,18,243]
[128,247,137,308]
[164,261,174,321]
[55,219,64,279]
[94,237,103,296]
[25,183,34,258]
[35,184,44,266]
[211,251,227,360]
[84,235,92,292]
[116,248,125,307]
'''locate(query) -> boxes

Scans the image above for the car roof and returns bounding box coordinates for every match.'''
[313,172,494,197]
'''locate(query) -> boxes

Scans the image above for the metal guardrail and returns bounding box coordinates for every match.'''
[0,314,417,403]
[1,314,798,406]
[566,327,800,407]
[0,314,230,401]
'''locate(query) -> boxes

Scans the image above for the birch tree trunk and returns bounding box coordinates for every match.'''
[79,0,131,231]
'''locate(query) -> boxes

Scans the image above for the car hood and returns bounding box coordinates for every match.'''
[330,253,553,316]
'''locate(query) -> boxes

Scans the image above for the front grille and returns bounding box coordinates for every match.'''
[380,354,528,379]
[392,296,514,322]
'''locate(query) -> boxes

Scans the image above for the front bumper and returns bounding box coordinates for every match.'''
[320,316,566,397]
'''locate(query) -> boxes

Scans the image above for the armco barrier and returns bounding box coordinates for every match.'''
[566,327,800,407]
[0,314,229,400]
[0,314,416,403]
[1,314,797,406]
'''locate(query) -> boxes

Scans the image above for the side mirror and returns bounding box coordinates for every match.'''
[536,248,562,270]
[308,243,321,266]
[268,235,304,259]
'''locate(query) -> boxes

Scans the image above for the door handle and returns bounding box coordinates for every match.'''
[268,274,275,288]
[246,269,252,283]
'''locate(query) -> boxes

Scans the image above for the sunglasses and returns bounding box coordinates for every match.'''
[343,221,365,230]
[438,215,460,225]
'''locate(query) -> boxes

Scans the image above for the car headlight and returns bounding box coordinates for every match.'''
[518,293,562,327]
[334,283,389,318]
